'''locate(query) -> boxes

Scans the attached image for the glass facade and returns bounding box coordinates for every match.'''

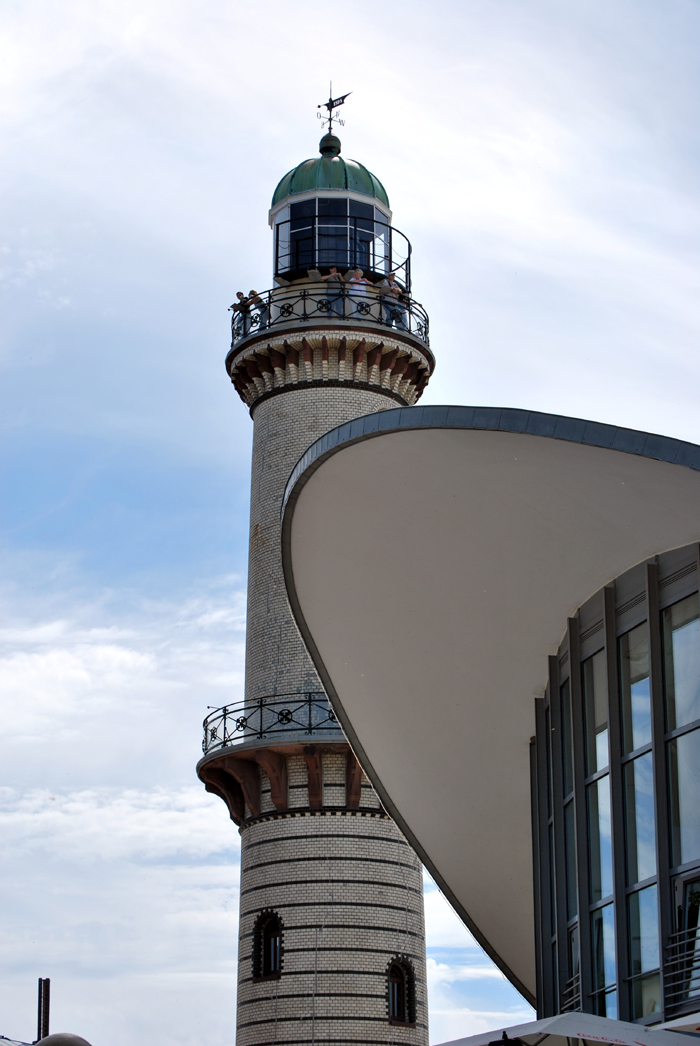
[534,543,700,1024]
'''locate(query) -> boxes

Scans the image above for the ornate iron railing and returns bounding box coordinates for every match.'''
[274,215,411,289]
[202,692,343,755]
[664,926,700,1015]
[230,284,429,351]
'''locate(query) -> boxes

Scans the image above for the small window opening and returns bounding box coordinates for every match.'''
[389,963,406,1020]
[387,957,415,1025]
[263,917,281,976]
[253,911,283,980]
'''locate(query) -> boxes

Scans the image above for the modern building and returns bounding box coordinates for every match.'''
[197,130,435,1045]
[280,405,700,1034]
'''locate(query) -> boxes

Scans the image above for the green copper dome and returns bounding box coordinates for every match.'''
[271,134,390,209]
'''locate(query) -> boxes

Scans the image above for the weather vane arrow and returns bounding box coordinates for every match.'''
[317,84,352,133]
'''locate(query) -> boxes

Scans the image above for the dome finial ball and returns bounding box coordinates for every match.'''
[319,133,341,157]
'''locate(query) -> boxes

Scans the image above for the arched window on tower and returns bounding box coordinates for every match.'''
[253,911,283,980]
[387,957,416,1025]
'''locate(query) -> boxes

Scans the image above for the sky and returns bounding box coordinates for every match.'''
[1,0,700,1043]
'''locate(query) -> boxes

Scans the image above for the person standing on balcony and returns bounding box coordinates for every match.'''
[381,272,407,330]
[348,268,371,316]
[321,265,345,317]
[248,289,269,331]
[232,291,251,336]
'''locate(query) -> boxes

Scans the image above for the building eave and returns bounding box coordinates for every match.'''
[280,405,700,1004]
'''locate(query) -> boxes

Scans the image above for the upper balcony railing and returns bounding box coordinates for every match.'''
[229,282,429,352]
[274,215,411,289]
[202,692,343,756]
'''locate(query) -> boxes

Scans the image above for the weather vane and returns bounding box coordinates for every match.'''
[317,83,351,134]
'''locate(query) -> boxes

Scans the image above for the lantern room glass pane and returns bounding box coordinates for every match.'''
[583,650,609,775]
[624,752,656,884]
[669,727,700,867]
[664,593,700,732]
[588,775,613,901]
[318,197,347,218]
[620,623,651,754]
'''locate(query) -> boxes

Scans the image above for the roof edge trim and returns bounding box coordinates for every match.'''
[282,404,700,518]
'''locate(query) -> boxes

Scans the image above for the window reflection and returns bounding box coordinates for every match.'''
[629,885,661,1018]
[592,903,616,1016]
[588,776,613,901]
[620,623,651,754]
[664,594,700,732]
[583,650,608,775]
[624,752,656,884]
[669,727,700,867]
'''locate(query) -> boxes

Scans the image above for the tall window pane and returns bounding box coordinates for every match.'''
[562,679,573,797]
[588,775,613,901]
[620,623,651,753]
[563,925,581,1012]
[624,752,656,884]
[669,727,700,866]
[592,903,616,1016]
[629,885,661,1018]
[583,650,608,775]
[664,593,700,732]
[564,800,578,919]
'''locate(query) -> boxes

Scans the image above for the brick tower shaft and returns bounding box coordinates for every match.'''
[197,129,434,1046]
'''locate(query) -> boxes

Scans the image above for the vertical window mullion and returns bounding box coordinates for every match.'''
[312,213,317,270]
[550,654,570,1010]
[569,616,590,1007]
[532,701,549,1016]
[646,560,673,1012]
[605,583,630,1019]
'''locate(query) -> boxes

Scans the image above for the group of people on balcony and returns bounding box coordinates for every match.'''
[320,267,407,327]
[230,268,408,338]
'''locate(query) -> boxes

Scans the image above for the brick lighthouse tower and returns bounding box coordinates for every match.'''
[197,100,434,1046]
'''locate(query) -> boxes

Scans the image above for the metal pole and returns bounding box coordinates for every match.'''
[37,977,50,1041]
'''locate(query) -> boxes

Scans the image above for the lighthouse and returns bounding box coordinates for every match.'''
[197,105,434,1046]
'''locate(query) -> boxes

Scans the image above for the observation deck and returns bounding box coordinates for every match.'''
[202,693,343,757]
[228,280,429,356]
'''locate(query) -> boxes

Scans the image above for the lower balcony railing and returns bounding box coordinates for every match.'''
[664,926,700,1016]
[202,692,343,755]
[230,284,429,351]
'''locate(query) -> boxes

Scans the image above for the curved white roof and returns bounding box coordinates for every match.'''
[281,406,700,1003]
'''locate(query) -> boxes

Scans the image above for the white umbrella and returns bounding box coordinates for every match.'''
[437,1012,691,1046]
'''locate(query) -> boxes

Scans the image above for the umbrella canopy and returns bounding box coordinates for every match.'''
[436,1012,692,1046]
